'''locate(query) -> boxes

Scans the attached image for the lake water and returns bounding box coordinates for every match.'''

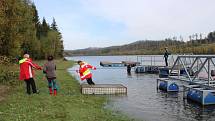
[67,56,215,121]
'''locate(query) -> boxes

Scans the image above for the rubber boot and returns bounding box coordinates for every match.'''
[54,89,57,96]
[49,88,53,95]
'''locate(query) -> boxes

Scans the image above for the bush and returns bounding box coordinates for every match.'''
[0,56,19,84]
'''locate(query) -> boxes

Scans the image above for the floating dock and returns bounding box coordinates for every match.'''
[100,61,125,67]
[135,65,161,74]
[134,55,175,74]
[100,61,140,67]
[81,84,127,95]
[183,84,215,105]
[121,61,140,67]
[157,55,215,105]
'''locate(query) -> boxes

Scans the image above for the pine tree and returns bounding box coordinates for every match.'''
[51,18,58,31]
[32,3,41,40]
[41,17,49,37]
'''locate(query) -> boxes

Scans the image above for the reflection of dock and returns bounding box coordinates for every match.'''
[157,55,215,105]
[81,84,127,95]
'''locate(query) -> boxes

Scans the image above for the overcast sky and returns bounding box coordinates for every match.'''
[33,0,215,50]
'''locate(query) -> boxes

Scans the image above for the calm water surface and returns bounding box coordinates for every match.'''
[67,56,215,121]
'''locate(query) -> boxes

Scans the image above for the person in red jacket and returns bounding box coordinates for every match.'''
[19,54,42,94]
[77,60,96,85]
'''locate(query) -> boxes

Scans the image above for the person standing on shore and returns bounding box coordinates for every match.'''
[19,54,42,94]
[77,60,96,85]
[43,55,58,96]
[164,47,171,66]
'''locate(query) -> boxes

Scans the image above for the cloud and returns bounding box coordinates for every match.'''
[34,0,215,49]
[81,0,215,40]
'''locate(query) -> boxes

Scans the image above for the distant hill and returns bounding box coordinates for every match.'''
[64,31,215,56]
[64,40,182,56]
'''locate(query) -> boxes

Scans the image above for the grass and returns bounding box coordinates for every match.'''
[0,59,134,121]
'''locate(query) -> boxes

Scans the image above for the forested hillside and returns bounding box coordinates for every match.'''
[0,0,64,59]
[65,31,215,56]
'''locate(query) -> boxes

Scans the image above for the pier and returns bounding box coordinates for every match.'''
[157,55,215,105]
[135,55,175,73]
[100,61,140,67]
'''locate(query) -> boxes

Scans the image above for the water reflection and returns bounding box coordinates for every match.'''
[184,100,215,121]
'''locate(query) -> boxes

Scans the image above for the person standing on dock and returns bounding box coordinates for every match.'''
[19,54,42,95]
[77,60,96,85]
[164,47,171,66]
[127,64,131,74]
[43,55,58,96]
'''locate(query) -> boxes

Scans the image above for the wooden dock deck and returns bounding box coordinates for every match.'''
[100,61,125,67]
[81,84,127,95]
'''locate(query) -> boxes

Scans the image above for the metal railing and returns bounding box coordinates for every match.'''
[136,55,175,66]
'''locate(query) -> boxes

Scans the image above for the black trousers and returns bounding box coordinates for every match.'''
[127,68,131,74]
[165,58,168,66]
[86,78,95,85]
[24,78,37,94]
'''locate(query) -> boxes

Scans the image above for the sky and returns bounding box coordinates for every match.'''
[33,0,215,50]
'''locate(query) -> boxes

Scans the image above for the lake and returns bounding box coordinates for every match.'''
[67,55,215,121]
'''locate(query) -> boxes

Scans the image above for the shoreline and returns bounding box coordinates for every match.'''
[0,59,134,121]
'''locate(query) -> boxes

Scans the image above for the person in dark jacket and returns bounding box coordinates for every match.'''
[127,64,131,74]
[164,47,171,66]
[43,55,58,96]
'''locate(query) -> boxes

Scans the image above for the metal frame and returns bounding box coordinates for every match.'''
[169,55,215,87]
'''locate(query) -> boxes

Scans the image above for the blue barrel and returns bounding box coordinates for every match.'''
[159,81,168,91]
[168,83,179,92]
[159,68,169,78]
[159,82,179,92]
[204,92,215,105]
[187,90,202,104]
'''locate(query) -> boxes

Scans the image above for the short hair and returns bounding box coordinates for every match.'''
[77,60,82,64]
[23,54,29,58]
[47,55,54,61]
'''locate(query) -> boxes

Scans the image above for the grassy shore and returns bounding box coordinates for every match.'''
[0,60,134,121]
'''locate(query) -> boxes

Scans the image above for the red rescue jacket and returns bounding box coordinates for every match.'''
[79,63,96,80]
[19,58,41,80]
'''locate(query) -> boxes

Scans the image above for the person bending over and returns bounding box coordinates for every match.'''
[77,60,96,85]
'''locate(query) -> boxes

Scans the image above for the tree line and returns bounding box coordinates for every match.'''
[67,31,215,56]
[0,0,64,59]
